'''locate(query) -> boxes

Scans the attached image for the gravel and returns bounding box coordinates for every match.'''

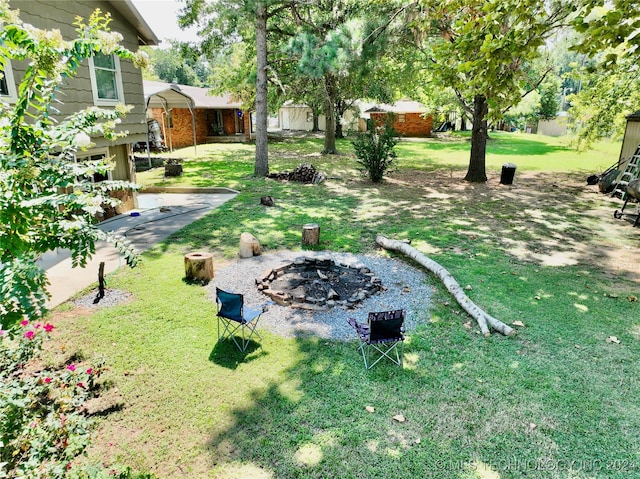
[208,251,433,340]
[73,288,133,309]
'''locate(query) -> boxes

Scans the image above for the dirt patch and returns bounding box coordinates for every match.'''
[380,169,640,283]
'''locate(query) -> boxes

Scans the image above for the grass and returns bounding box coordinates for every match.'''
[47,131,640,479]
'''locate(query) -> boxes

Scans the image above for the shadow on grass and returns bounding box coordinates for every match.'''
[202,322,640,479]
[209,339,268,370]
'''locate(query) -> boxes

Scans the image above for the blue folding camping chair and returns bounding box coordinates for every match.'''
[215,288,267,352]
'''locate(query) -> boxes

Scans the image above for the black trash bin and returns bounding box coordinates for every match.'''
[500,163,517,185]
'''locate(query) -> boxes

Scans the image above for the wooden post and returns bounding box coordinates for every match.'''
[184,252,214,282]
[239,232,262,258]
[98,262,105,298]
[94,261,106,304]
[302,223,320,246]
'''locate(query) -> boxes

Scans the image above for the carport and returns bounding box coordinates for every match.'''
[144,81,197,157]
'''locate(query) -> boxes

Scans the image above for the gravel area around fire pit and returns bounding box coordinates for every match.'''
[209,251,433,340]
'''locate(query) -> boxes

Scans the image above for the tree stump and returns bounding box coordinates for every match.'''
[239,232,261,258]
[260,196,275,206]
[302,223,320,246]
[184,252,214,282]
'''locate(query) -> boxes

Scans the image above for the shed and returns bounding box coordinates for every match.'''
[619,111,640,166]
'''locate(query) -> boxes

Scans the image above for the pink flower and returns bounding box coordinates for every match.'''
[25,331,35,340]
[44,377,52,384]
[0,330,6,337]
[67,364,76,372]
[77,382,85,389]
[20,319,29,326]
[86,368,93,375]
[34,323,41,329]
[44,323,54,332]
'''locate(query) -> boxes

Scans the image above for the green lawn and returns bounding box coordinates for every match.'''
[49,132,639,479]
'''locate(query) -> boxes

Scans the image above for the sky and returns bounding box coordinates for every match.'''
[131,0,200,46]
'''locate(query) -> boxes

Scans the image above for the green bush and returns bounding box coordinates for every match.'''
[351,116,399,182]
[1,321,100,477]
[0,321,154,479]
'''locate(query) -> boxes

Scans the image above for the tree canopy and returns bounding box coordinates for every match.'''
[408,0,571,181]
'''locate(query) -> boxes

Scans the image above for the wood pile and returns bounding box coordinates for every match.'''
[268,163,325,183]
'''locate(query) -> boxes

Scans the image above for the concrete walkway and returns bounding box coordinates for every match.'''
[38,191,237,308]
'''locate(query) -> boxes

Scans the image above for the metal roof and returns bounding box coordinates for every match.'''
[143,80,242,110]
[144,80,195,110]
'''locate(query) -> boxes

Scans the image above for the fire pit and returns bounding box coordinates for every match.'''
[255,256,384,310]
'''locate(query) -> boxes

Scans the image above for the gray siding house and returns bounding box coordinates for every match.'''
[4,0,158,215]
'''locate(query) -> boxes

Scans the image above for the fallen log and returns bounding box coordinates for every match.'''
[376,234,515,337]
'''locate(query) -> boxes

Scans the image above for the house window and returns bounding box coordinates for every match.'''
[0,63,18,102]
[306,111,313,122]
[76,148,112,183]
[397,114,406,123]
[88,53,124,105]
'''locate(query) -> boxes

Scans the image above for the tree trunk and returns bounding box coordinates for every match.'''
[322,74,338,155]
[254,2,269,177]
[312,111,320,132]
[464,94,488,183]
[335,98,345,139]
[375,234,516,337]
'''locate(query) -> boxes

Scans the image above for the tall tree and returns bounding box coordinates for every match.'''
[180,0,284,176]
[255,2,269,175]
[142,41,211,86]
[286,3,395,154]
[411,0,571,182]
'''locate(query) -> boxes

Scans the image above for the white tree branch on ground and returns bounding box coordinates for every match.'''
[376,234,515,337]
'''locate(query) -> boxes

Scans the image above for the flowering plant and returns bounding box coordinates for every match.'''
[0,1,143,323]
[0,321,105,478]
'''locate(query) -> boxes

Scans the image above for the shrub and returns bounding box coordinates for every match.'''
[0,322,154,479]
[351,116,399,182]
[1,321,99,478]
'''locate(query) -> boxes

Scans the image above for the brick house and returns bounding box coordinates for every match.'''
[366,100,433,137]
[5,0,159,216]
[144,80,250,149]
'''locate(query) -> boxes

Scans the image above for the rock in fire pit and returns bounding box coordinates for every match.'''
[255,256,384,310]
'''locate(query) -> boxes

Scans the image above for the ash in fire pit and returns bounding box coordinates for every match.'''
[256,256,384,310]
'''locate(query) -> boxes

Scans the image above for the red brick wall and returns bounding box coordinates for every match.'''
[370,112,433,137]
[222,110,237,134]
[150,108,208,149]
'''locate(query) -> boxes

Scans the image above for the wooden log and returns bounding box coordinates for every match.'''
[302,223,320,246]
[184,252,214,282]
[375,234,515,337]
[239,232,262,258]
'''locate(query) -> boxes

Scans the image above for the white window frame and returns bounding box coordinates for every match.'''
[75,147,113,182]
[0,61,18,103]
[88,54,125,106]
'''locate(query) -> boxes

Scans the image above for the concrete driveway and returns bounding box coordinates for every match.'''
[38,191,237,308]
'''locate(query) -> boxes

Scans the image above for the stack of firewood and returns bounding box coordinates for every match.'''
[268,163,325,183]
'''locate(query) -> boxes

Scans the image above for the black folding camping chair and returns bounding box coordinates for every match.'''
[347,310,406,369]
